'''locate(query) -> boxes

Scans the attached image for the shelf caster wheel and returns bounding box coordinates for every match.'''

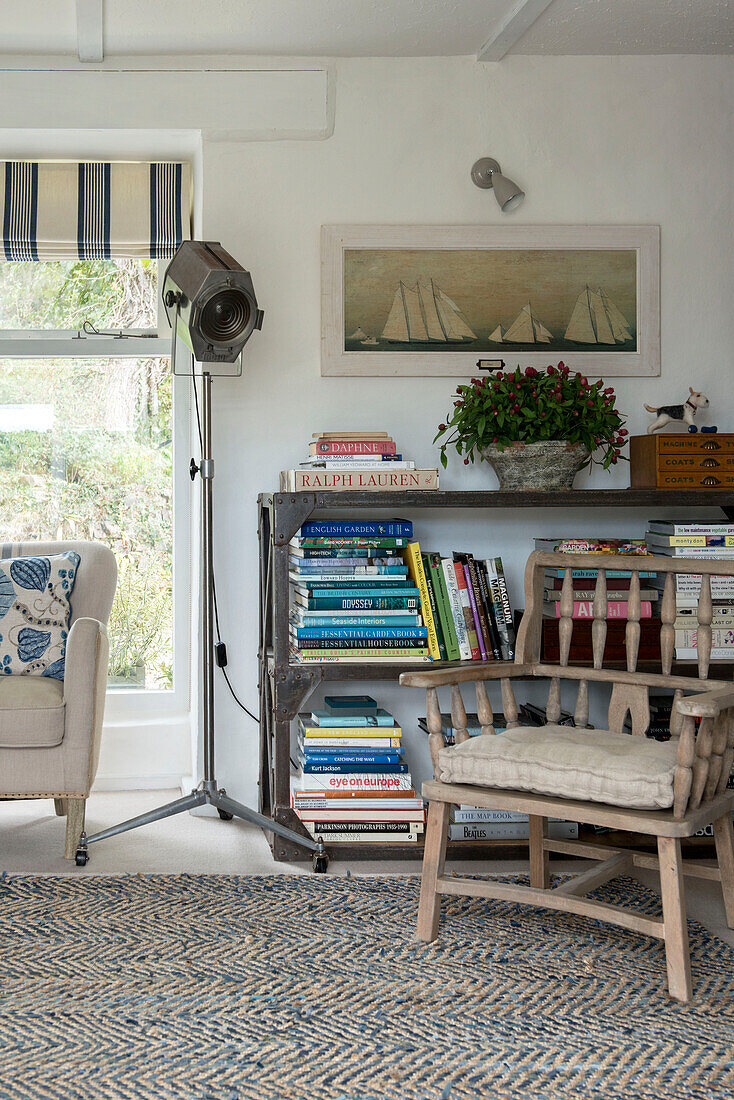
[313,853,329,874]
[75,847,88,867]
[218,809,234,821]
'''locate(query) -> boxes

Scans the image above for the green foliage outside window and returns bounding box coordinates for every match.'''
[0,259,174,689]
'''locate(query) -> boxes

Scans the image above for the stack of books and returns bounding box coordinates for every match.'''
[289,519,431,664]
[406,542,516,663]
[645,520,734,662]
[290,695,425,844]
[281,431,439,491]
[538,537,661,664]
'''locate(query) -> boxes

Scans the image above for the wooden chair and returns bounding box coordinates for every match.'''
[399,551,734,1002]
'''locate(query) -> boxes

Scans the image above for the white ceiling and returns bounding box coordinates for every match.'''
[1,0,733,59]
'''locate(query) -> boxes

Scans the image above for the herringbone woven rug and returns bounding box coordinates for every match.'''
[0,873,732,1100]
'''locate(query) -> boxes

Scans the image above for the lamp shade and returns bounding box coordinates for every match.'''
[491,172,525,212]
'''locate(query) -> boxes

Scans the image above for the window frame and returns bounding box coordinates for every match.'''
[0,262,190,722]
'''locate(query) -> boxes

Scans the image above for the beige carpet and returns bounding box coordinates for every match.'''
[2,789,732,948]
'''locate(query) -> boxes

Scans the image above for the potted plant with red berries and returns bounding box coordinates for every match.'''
[434,362,628,491]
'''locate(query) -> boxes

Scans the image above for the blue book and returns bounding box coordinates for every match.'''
[308,709,395,727]
[295,627,428,640]
[302,762,409,774]
[300,520,413,538]
[290,564,410,575]
[544,568,657,579]
[295,596,419,610]
[301,753,401,766]
[296,615,421,628]
[324,694,377,711]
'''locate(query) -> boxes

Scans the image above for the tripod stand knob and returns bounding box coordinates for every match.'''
[190,458,199,481]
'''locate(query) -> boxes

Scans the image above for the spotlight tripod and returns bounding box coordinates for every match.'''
[75,258,328,871]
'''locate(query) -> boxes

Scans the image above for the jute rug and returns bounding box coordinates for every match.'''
[0,873,732,1100]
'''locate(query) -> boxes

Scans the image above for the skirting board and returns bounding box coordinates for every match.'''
[92,774,186,792]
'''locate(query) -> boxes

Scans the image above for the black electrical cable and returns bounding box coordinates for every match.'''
[189,360,259,725]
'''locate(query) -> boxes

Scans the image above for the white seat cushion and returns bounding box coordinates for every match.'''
[0,677,65,748]
[437,724,679,810]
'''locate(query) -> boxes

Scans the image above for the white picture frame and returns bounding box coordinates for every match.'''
[321,224,660,377]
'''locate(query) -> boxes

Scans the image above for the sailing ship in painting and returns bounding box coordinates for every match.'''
[564,285,632,344]
[381,280,476,344]
[490,303,552,345]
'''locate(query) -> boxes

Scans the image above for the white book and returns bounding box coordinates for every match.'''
[675,648,734,661]
[292,772,413,792]
[303,828,421,842]
[442,556,471,660]
[647,521,734,536]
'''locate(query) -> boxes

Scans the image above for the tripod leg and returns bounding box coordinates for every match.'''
[80,790,208,858]
[213,791,320,853]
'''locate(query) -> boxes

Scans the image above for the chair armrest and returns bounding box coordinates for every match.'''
[676,687,734,719]
[399,661,535,688]
[62,617,110,793]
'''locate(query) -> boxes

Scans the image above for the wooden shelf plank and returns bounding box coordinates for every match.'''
[266,488,734,510]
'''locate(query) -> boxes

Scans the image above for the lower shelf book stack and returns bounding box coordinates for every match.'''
[291,695,425,844]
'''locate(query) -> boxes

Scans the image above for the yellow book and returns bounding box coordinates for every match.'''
[300,726,402,739]
[405,541,441,661]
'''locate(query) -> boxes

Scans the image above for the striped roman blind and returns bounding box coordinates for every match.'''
[0,161,191,260]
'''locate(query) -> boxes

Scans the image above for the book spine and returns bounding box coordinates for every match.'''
[294,615,422,627]
[294,651,432,662]
[295,538,408,548]
[442,558,471,660]
[544,569,653,580]
[421,553,447,661]
[493,557,516,661]
[449,822,579,840]
[476,560,502,660]
[548,600,653,618]
[647,524,734,537]
[291,565,409,575]
[306,821,421,833]
[294,640,428,652]
[297,597,420,610]
[299,521,413,537]
[302,762,408,774]
[294,627,428,639]
[295,585,419,596]
[453,809,530,823]
[649,535,734,547]
[453,560,481,660]
[293,549,403,559]
[301,753,401,766]
[462,560,487,661]
[287,470,439,491]
[296,774,414,790]
[300,738,402,748]
[484,559,510,661]
[429,554,461,662]
[675,629,734,647]
[674,648,734,660]
[311,441,397,455]
[406,542,442,661]
[466,555,493,661]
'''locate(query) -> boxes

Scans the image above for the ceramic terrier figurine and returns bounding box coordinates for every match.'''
[644,388,710,434]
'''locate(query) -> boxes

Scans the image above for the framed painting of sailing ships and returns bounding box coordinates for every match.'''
[321,225,659,377]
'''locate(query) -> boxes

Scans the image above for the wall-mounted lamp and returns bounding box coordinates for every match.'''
[471,157,525,213]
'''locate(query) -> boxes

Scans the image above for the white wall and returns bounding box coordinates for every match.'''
[197,54,734,805]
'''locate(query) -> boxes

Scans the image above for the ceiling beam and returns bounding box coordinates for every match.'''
[76,0,103,63]
[477,0,555,62]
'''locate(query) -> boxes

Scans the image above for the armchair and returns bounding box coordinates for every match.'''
[400,551,734,1002]
[0,541,117,859]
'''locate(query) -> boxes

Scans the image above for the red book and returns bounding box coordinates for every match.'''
[545,600,653,619]
[311,440,397,455]
[546,577,634,591]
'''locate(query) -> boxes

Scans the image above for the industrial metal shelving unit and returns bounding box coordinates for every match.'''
[257,489,734,863]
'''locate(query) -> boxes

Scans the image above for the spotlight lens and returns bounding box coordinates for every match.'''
[200,289,251,343]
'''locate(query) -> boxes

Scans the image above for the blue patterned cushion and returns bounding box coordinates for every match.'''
[0,552,80,680]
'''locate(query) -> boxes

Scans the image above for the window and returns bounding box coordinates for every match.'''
[0,258,184,695]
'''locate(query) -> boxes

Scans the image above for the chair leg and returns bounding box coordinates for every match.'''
[713,811,734,929]
[657,836,692,1003]
[529,814,550,889]
[54,798,67,817]
[417,800,450,943]
[64,798,86,860]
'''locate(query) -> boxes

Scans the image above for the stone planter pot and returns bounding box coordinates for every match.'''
[480,440,591,492]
